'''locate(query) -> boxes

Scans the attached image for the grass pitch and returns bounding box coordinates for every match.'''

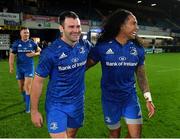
[0,53,180,138]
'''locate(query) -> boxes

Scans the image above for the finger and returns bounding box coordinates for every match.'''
[35,122,42,128]
[40,117,43,126]
[148,112,153,118]
[148,109,155,118]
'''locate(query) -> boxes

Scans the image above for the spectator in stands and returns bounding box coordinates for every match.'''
[87,9,155,138]
[9,27,41,113]
[30,11,92,138]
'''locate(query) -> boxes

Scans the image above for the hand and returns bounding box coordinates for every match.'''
[31,111,43,128]
[9,67,14,74]
[26,51,36,57]
[146,101,155,118]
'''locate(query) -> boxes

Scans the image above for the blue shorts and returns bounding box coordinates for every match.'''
[46,101,84,133]
[16,64,34,80]
[102,94,142,127]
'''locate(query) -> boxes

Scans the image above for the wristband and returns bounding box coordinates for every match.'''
[144,92,152,102]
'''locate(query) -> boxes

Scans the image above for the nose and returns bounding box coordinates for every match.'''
[73,27,79,33]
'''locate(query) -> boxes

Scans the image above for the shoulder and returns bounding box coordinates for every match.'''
[129,41,144,49]
[12,40,21,45]
[29,39,37,45]
[95,39,113,48]
[79,39,93,49]
[129,41,145,56]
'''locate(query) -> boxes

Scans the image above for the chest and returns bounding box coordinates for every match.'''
[100,46,139,63]
[54,46,88,70]
[17,42,35,52]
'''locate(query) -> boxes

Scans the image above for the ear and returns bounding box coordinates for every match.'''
[20,30,22,36]
[59,25,63,32]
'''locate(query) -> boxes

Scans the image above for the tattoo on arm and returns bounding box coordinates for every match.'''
[136,65,150,93]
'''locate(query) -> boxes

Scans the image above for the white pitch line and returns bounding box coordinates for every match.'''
[157,68,180,72]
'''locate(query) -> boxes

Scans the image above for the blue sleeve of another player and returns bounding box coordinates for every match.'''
[86,40,94,52]
[88,44,100,62]
[10,41,18,54]
[138,47,145,66]
[35,49,53,78]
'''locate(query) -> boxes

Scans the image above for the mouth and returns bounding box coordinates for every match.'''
[71,34,80,38]
[131,32,137,36]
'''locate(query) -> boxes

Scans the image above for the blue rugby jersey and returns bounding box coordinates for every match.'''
[10,39,38,65]
[35,38,92,104]
[89,39,145,102]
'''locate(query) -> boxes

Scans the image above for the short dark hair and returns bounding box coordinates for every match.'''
[20,27,29,31]
[59,11,79,25]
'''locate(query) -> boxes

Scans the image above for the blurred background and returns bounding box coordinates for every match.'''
[0,0,180,58]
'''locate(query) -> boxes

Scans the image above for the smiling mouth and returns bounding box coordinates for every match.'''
[132,32,137,36]
[71,34,80,38]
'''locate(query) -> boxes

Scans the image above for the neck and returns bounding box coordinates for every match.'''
[61,37,76,47]
[21,38,29,42]
[115,34,128,45]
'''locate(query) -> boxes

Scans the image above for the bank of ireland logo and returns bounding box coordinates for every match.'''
[50,122,58,130]
[119,56,126,61]
[130,47,137,56]
[71,57,79,63]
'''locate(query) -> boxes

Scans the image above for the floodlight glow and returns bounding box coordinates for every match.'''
[138,34,173,39]
[151,3,157,6]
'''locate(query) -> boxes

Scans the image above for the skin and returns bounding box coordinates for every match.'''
[31,17,82,138]
[60,17,81,46]
[87,14,155,138]
[9,29,41,95]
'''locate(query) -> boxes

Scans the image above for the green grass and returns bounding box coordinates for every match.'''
[0,53,180,138]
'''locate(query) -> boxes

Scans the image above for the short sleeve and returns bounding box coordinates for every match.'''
[10,41,18,54]
[35,49,53,78]
[33,42,38,51]
[30,40,38,51]
[86,40,94,52]
[88,44,100,63]
[138,47,145,66]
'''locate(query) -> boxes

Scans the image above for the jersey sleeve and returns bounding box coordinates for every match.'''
[138,47,145,66]
[31,40,38,51]
[35,49,53,78]
[10,41,18,54]
[86,40,94,52]
[88,44,100,63]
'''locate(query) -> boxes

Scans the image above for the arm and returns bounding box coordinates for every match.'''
[35,46,41,56]
[9,53,15,73]
[26,46,41,57]
[86,58,98,70]
[30,74,45,128]
[136,65,155,118]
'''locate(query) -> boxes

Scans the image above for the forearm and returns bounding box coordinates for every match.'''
[9,53,15,68]
[86,58,97,70]
[136,65,154,102]
[30,75,44,113]
[137,71,150,93]
[136,65,150,93]
[34,47,41,56]
[34,51,40,56]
